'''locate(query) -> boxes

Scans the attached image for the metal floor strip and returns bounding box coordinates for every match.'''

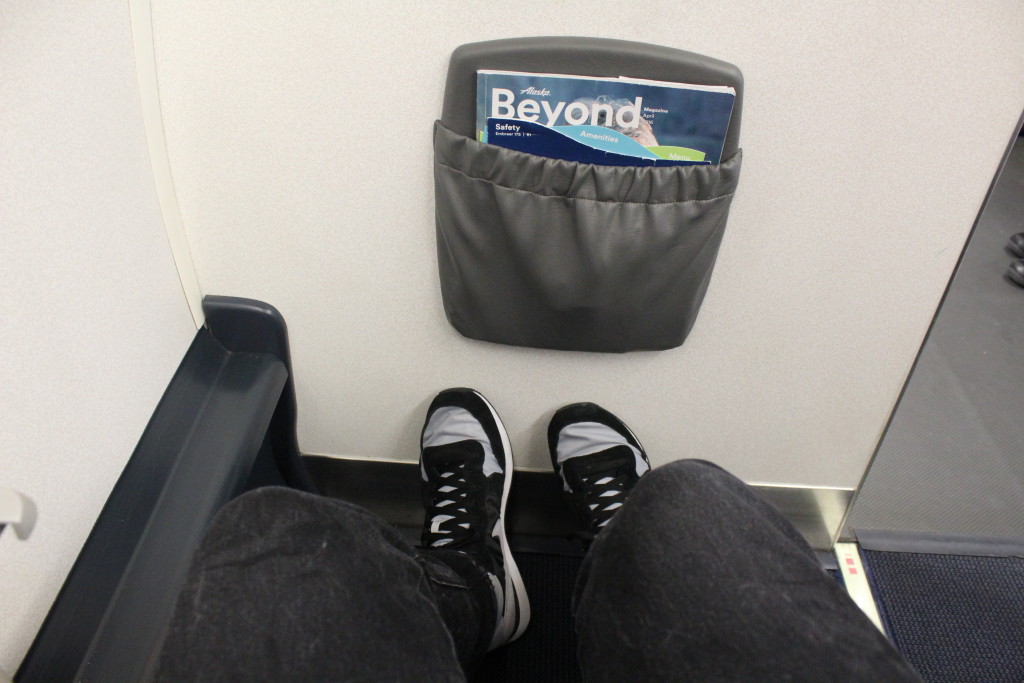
[834,542,887,635]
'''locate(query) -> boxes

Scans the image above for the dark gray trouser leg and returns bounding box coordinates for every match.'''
[573,459,922,682]
[155,487,491,682]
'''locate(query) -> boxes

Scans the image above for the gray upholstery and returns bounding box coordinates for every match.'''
[434,121,741,352]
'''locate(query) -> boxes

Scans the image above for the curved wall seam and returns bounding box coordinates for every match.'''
[128,0,205,327]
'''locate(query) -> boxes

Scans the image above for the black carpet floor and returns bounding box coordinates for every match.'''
[862,550,1024,682]
[472,552,583,683]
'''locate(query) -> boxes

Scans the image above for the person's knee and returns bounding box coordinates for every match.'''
[640,458,727,491]
[619,459,743,522]
[215,486,368,534]
[211,486,316,535]
[206,486,406,577]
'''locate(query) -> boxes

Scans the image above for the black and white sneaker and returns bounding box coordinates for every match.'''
[548,403,651,538]
[419,388,530,650]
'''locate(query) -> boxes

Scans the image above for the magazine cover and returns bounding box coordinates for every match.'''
[476,70,735,167]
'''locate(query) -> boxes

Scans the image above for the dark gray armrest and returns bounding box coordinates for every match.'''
[18,297,312,682]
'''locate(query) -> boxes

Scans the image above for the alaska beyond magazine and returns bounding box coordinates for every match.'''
[476,70,735,167]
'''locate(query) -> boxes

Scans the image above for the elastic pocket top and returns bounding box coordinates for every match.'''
[433,120,742,352]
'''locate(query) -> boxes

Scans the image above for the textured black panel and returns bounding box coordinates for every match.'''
[473,553,583,683]
[863,550,1024,682]
[305,455,580,539]
[18,296,309,682]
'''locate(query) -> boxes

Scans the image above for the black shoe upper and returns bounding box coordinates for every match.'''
[417,387,530,651]
[559,444,645,532]
[548,402,650,535]
[420,440,495,550]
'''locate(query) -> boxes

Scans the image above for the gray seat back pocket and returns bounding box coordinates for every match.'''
[434,120,741,352]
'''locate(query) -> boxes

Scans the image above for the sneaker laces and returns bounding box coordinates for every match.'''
[424,461,476,548]
[580,470,632,531]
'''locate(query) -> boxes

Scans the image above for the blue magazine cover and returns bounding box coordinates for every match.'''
[477,70,735,167]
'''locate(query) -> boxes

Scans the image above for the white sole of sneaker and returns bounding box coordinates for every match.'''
[471,389,531,650]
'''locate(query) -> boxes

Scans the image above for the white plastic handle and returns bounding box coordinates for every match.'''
[0,488,37,540]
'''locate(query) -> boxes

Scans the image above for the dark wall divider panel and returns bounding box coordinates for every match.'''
[18,296,314,682]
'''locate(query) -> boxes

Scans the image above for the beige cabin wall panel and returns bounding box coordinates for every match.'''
[0,1,197,673]
[152,1,1024,487]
